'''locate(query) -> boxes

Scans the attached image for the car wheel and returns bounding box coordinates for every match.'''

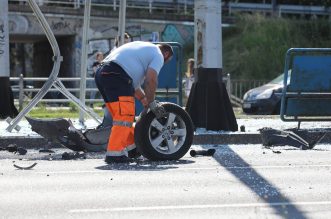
[134,102,194,161]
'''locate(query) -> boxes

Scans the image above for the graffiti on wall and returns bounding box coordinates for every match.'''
[8,15,29,34]
[161,24,194,45]
[50,18,81,34]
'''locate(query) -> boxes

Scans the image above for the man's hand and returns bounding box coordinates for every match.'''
[149,100,167,119]
[140,97,149,108]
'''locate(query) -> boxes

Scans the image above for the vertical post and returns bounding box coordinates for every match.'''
[194,0,222,68]
[226,73,231,95]
[74,0,80,9]
[118,0,127,46]
[0,0,18,119]
[19,74,24,111]
[186,0,238,131]
[79,0,92,125]
[0,1,9,78]
[149,0,152,14]
[113,0,116,11]
[272,0,277,16]
[184,0,187,15]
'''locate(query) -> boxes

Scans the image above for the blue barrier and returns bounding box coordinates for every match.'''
[280,48,331,125]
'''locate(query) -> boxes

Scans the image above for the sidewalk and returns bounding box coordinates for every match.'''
[1,117,331,148]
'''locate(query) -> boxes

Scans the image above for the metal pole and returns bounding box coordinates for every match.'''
[194,0,222,68]
[6,0,62,132]
[118,0,127,46]
[272,0,277,16]
[184,0,187,15]
[6,0,101,132]
[79,0,92,125]
[19,74,24,111]
[113,0,116,11]
[149,0,152,14]
[0,0,9,78]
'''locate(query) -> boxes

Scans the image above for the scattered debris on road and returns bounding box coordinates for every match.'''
[62,152,86,160]
[190,149,215,157]
[259,127,326,150]
[39,149,55,153]
[0,144,27,155]
[13,162,37,170]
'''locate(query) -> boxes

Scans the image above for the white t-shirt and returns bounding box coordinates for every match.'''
[103,41,164,89]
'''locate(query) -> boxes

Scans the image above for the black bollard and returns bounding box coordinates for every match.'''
[190,149,216,157]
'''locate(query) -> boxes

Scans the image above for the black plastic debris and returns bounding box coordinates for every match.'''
[259,127,326,150]
[16,147,27,155]
[1,144,27,155]
[6,144,18,152]
[39,149,55,153]
[62,152,86,160]
[13,162,37,170]
[190,149,216,157]
[26,117,108,152]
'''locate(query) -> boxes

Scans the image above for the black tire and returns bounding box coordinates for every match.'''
[134,102,194,161]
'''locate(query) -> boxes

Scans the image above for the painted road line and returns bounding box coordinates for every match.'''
[69,201,331,213]
[32,164,331,174]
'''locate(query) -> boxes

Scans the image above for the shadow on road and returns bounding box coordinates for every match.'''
[95,159,195,171]
[212,145,307,219]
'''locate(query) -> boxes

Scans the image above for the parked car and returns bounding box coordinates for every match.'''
[242,72,291,115]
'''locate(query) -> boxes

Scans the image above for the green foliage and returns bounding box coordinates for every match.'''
[68,102,78,112]
[223,14,331,80]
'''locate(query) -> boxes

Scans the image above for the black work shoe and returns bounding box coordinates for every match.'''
[105,155,133,164]
[128,148,141,159]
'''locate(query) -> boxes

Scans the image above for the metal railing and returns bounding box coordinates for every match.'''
[227,2,331,17]
[11,74,268,109]
[9,0,331,17]
[8,0,195,14]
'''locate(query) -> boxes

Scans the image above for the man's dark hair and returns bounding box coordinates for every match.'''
[159,43,174,57]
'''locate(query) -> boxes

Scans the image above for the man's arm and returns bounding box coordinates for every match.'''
[134,87,148,107]
[144,67,158,104]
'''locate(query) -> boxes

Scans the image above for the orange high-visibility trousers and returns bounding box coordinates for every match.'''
[105,96,135,157]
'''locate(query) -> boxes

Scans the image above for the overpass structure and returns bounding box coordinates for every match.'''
[7,0,330,79]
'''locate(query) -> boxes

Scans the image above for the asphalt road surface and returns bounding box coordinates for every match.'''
[1,144,331,219]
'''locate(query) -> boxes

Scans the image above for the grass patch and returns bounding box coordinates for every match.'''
[26,103,104,118]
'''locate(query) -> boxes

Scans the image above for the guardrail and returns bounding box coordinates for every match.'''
[9,0,331,17]
[11,74,268,109]
[228,2,331,16]
[8,0,195,14]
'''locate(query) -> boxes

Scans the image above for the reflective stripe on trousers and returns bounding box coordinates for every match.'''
[106,96,135,157]
[106,144,136,157]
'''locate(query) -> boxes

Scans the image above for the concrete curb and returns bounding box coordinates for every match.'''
[1,132,331,149]
[0,133,262,149]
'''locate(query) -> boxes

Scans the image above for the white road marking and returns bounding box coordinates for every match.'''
[35,164,331,174]
[69,201,331,213]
